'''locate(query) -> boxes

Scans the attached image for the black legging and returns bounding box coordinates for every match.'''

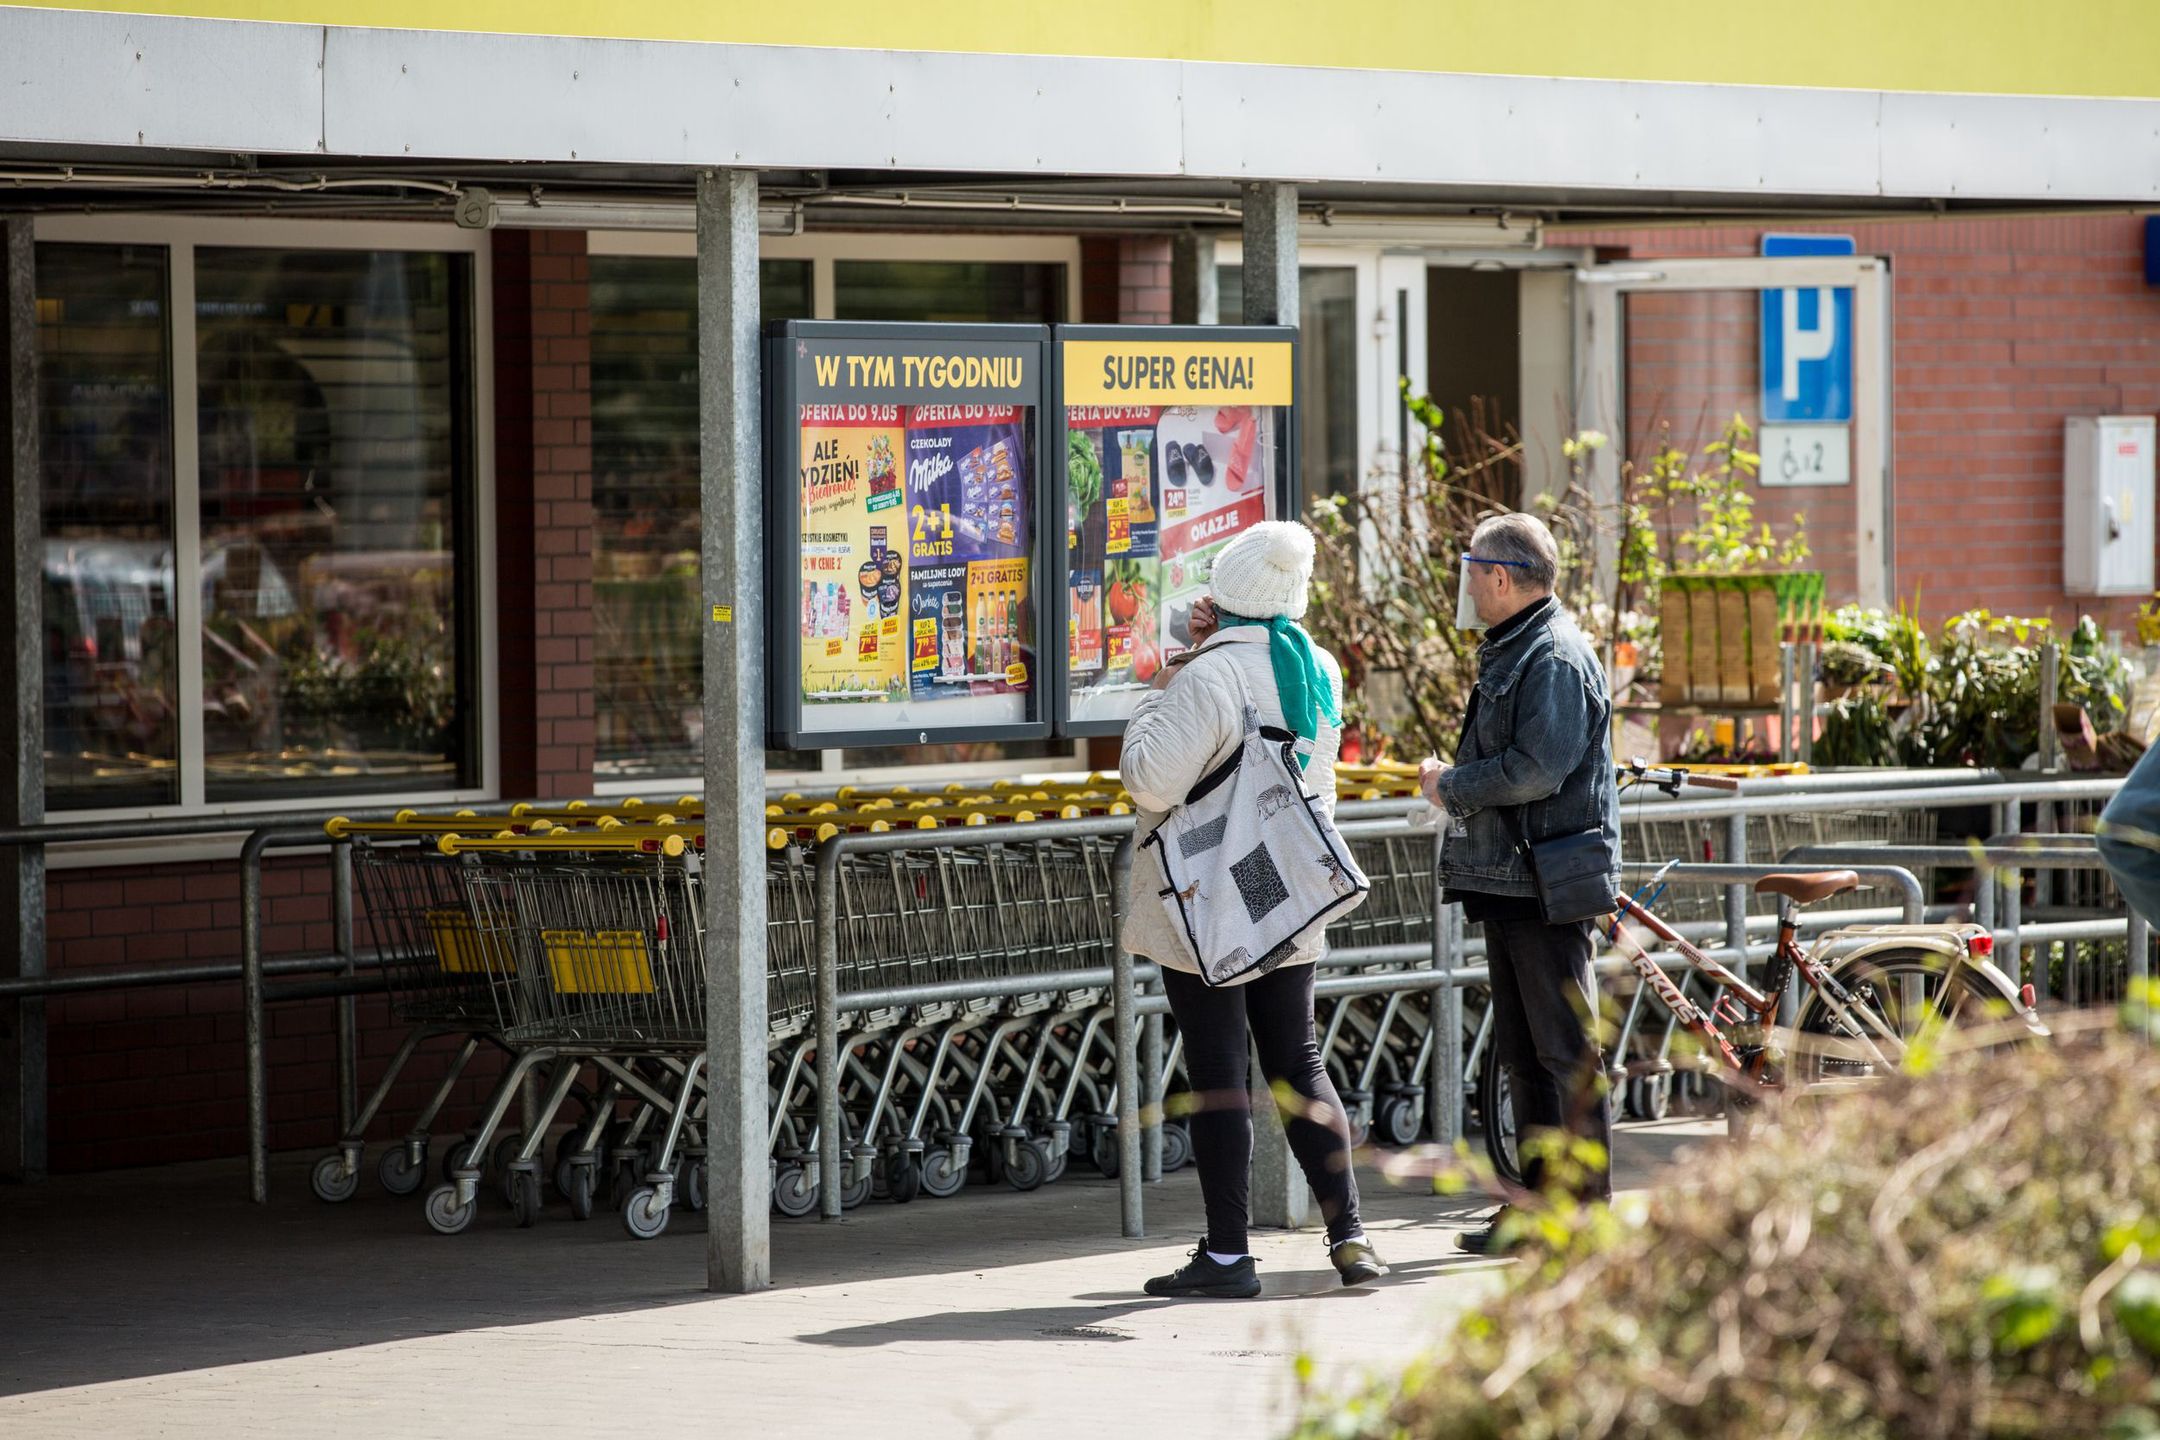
[1160,963,1363,1255]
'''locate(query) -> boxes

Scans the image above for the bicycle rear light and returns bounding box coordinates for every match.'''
[1968,932,1994,957]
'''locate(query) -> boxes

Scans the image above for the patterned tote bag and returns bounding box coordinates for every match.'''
[1142,669,1371,987]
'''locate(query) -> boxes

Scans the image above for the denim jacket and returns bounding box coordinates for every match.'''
[1434,597,1621,898]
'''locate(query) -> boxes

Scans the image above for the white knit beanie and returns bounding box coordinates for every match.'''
[1208,520,1315,622]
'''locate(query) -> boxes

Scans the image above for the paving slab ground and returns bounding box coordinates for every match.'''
[0,1120,1716,1439]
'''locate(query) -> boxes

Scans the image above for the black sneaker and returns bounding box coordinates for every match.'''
[1328,1236,1389,1287]
[1455,1208,1519,1256]
[1144,1240,1261,1299]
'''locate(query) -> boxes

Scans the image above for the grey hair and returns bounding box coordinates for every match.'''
[1469,512,1560,592]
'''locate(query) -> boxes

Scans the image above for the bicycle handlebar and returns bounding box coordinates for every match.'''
[1619,760,1743,794]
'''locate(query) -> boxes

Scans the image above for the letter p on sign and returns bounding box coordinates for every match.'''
[1780,288,1837,402]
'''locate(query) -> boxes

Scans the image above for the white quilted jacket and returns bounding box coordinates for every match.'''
[1118,626,1343,978]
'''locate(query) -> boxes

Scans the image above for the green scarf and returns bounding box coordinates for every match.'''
[1217,613,1339,767]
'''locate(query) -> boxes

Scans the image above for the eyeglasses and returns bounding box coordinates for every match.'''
[1464,555,1536,570]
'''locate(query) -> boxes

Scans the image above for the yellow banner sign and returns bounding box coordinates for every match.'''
[1062,340,1293,407]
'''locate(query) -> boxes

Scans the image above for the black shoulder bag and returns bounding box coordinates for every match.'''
[1505,808,1618,925]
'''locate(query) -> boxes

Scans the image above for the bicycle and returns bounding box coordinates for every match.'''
[1481,762,2047,1186]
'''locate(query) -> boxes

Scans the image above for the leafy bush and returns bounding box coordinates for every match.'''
[1294,1014,2160,1440]
[1817,606,2134,769]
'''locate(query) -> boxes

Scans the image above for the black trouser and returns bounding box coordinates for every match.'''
[1484,915,1613,1200]
[1160,963,1362,1256]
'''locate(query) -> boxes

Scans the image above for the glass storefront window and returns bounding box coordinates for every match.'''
[589,256,815,777]
[590,252,1073,778]
[1217,264,1358,497]
[834,261,1063,325]
[192,248,474,800]
[36,245,180,809]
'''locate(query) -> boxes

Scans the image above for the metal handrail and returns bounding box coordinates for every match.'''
[2,767,2137,1218]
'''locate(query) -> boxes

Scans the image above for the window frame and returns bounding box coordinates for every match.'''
[32,214,500,822]
[586,229,1086,791]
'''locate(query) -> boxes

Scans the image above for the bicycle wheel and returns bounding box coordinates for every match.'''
[1794,947,2004,1087]
[1478,1043,1524,1189]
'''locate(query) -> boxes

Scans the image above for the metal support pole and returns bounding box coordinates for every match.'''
[331,839,356,1138]
[698,168,770,1293]
[0,215,43,1184]
[1241,179,1306,1231]
[1170,231,1219,327]
[813,843,842,1220]
[1110,838,1142,1236]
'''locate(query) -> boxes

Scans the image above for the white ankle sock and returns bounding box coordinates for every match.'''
[1334,1231,1369,1250]
[1206,1249,1247,1266]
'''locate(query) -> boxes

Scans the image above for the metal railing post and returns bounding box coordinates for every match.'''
[813,837,843,1221]
[2038,641,2061,774]
[1797,641,1817,766]
[331,838,356,1138]
[1110,837,1142,1237]
[1140,1009,1164,1183]
[1998,799,2025,989]
[2132,911,2153,1013]
[241,830,271,1205]
[1778,642,1796,765]
[1429,826,1463,1148]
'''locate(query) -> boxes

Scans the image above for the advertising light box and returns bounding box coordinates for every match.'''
[1051,326,1298,735]
[766,322,1052,750]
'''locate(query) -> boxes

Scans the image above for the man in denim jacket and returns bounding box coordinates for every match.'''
[1418,513,1621,1254]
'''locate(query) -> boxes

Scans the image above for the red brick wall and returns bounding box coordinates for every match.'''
[493,229,598,801]
[40,856,517,1173]
[1116,237,1174,324]
[1562,213,2160,632]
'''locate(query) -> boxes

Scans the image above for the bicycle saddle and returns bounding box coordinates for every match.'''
[1752,870,1860,904]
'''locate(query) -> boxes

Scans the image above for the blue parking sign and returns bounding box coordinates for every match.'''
[1760,234,1854,423]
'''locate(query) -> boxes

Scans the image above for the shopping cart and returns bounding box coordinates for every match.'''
[416,829,709,1239]
[308,826,523,1205]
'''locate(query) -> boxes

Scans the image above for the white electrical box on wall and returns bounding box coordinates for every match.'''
[2064,415,2156,596]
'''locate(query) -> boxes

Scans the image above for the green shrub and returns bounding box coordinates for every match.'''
[1294,1016,2160,1440]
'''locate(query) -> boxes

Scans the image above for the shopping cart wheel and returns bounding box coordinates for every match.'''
[441,1138,482,1185]
[1089,1125,1119,1178]
[566,1162,596,1222]
[310,1153,359,1204]
[772,1164,818,1218]
[674,1155,707,1213]
[423,1184,476,1236]
[492,1133,526,1207]
[511,1169,543,1229]
[1343,1090,1374,1150]
[883,1152,921,1205]
[1642,1073,1673,1122]
[377,1145,425,1197]
[1161,1122,1192,1174]
[1004,1139,1049,1193]
[1377,1094,1422,1148]
[840,1162,874,1212]
[621,1186,671,1240]
[919,1147,967,1199]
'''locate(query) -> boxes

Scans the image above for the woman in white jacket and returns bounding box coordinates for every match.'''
[1121,521,1387,1298]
